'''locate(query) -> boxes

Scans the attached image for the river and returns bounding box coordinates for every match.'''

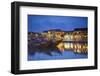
[28,41,88,61]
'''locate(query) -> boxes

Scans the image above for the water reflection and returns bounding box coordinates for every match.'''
[57,42,87,54]
[28,40,88,60]
[28,40,88,56]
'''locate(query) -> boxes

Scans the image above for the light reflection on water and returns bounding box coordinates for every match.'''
[28,42,88,61]
[57,42,87,53]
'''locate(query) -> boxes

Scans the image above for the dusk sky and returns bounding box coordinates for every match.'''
[28,15,88,32]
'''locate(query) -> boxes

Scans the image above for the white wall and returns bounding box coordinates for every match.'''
[0,0,99,76]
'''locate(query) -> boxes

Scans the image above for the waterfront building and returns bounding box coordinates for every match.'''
[43,29,65,41]
[73,28,87,41]
[28,32,39,40]
[63,31,73,41]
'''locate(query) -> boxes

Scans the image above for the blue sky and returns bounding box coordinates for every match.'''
[28,15,88,32]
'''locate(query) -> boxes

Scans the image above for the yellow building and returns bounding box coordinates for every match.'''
[63,31,73,41]
[43,29,65,41]
[73,28,87,41]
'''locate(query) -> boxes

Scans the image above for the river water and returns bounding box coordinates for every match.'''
[28,41,88,61]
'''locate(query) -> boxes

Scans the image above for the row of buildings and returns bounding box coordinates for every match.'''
[28,28,87,42]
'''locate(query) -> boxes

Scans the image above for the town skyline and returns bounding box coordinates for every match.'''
[28,28,87,33]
